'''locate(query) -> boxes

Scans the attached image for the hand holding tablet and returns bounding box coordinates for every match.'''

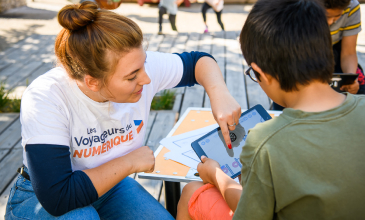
[331,73,358,92]
[191,105,272,179]
[196,155,221,184]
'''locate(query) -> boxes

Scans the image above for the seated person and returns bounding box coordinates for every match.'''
[4,2,241,219]
[273,0,364,110]
[327,0,365,94]
[176,0,365,219]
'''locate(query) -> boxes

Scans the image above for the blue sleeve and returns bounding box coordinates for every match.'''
[25,144,98,216]
[174,51,216,87]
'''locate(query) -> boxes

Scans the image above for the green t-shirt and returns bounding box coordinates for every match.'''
[233,94,365,220]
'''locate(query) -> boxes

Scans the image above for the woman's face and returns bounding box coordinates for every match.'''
[101,45,151,103]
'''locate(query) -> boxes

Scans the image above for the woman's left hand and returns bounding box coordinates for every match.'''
[194,56,241,147]
[210,90,241,148]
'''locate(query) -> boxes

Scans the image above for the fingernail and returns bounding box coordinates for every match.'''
[201,155,207,160]
[228,144,232,149]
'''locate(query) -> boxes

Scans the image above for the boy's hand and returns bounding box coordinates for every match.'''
[197,156,221,184]
[340,79,359,94]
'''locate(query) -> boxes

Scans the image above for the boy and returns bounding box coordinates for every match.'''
[176,0,365,219]
[326,0,365,94]
[274,0,364,111]
[158,0,184,35]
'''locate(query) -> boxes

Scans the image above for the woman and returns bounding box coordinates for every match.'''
[5,1,240,219]
[201,0,224,33]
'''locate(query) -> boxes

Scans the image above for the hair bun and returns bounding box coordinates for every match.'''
[58,1,98,31]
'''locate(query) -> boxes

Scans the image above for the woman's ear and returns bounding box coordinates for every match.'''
[251,62,272,85]
[84,75,101,92]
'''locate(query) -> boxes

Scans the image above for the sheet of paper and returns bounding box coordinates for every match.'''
[160,124,219,168]
[185,168,201,180]
[164,149,200,168]
[160,124,218,151]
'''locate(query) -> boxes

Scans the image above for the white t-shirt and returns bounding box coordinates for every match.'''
[205,0,224,12]
[21,51,183,171]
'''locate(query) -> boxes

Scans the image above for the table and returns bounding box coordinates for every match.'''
[138,107,282,217]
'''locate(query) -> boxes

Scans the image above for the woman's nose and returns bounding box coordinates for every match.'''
[140,70,151,85]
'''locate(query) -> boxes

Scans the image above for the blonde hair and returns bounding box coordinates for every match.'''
[55,1,143,83]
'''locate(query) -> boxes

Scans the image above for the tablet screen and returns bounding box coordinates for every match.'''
[197,109,265,177]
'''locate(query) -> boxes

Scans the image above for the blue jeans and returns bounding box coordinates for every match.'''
[5,167,173,220]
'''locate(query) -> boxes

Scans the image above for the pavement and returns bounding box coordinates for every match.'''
[0,0,252,52]
[1,0,365,56]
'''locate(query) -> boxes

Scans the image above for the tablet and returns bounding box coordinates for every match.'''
[331,73,358,92]
[191,105,272,179]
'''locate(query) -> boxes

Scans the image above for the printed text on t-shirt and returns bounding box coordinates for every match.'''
[74,125,132,147]
[72,124,134,158]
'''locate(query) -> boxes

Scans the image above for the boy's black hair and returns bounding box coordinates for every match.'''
[324,0,351,9]
[240,0,334,92]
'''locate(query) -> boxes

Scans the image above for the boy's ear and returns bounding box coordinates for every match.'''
[84,75,101,92]
[251,62,272,85]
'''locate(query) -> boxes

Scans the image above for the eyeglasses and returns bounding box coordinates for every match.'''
[245,66,258,83]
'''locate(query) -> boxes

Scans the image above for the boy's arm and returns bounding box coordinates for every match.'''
[197,153,275,220]
[340,34,360,94]
[197,156,242,212]
[340,34,358,74]
[232,145,275,220]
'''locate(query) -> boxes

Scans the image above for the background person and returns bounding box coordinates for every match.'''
[176,0,365,219]
[273,0,364,111]
[201,0,225,33]
[5,1,241,219]
[325,0,365,94]
[158,0,184,34]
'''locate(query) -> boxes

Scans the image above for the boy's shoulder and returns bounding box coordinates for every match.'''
[243,114,291,149]
[347,0,360,12]
[340,0,360,18]
[239,114,291,166]
[340,0,360,20]
[244,94,365,155]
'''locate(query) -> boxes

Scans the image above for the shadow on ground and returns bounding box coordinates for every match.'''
[128,14,157,23]
[0,24,43,52]
[135,2,251,14]
[127,4,249,24]
[177,3,251,14]
[0,6,57,20]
